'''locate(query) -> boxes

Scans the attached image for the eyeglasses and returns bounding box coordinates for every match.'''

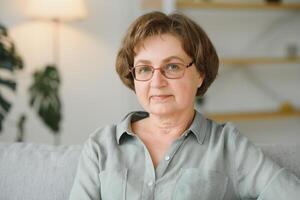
[130,61,194,81]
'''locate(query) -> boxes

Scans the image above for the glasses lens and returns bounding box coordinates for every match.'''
[162,63,185,79]
[134,65,153,81]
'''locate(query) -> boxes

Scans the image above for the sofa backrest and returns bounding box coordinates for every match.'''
[259,143,300,176]
[0,142,299,200]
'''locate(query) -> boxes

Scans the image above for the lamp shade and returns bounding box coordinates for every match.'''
[26,0,88,21]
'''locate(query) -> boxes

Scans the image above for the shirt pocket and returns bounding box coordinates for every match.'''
[173,168,228,200]
[99,168,128,200]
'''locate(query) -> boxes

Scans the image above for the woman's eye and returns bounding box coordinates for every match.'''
[165,63,180,71]
[137,66,151,74]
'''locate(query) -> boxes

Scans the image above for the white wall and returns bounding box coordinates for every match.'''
[0,0,299,145]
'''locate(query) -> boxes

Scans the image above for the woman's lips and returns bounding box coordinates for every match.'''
[150,95,172,101]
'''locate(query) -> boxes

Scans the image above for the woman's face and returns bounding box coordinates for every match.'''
[133,33,204,116]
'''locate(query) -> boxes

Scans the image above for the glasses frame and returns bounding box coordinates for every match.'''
[130,61,194,81]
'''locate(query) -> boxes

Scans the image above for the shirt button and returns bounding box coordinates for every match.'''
[148,181,154,187]
[165,156,170,161]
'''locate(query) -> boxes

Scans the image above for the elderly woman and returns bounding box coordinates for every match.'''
[69,11,300,200]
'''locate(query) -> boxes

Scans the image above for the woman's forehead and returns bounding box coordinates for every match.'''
[134,34,189,63]
[135,34,181,50]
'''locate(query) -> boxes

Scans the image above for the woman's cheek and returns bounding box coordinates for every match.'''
[135,85,149,107]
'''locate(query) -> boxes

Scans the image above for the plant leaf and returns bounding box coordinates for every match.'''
[0,24,8,36]
[0,77,16,91]
[29,65,62,133]
[0,93,11,113]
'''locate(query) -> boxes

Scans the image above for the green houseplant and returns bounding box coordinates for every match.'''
[0,23,62,144]
[0,24,23,132]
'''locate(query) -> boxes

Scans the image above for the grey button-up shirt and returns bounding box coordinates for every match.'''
[69,111,300,200]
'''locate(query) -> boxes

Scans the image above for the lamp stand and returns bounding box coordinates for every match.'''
[52,19,60,69]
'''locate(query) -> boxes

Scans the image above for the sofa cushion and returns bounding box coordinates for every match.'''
[0,142,82,200]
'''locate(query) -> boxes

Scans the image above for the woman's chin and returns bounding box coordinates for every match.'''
[147,105,176,116]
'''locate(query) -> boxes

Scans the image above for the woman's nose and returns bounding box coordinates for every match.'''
[150,69,167,88]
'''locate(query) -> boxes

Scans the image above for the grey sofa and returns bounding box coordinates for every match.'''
[0,142,299,200]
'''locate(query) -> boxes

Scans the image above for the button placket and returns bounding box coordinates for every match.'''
[139,137,156,200]
[156,136,189,179]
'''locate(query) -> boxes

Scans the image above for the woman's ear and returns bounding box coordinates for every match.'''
[197,73,205,88]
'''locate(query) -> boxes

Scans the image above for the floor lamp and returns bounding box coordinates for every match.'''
[25,0,87,144]
[25,0,88,69]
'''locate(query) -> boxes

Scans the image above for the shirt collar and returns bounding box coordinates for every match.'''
[188,110,208,144]
[116,111,148,144]
[116,110,207,145]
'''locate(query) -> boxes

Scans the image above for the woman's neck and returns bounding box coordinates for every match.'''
[145,108,196,138]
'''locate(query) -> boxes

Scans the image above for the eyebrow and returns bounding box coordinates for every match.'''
[135,56,186,65]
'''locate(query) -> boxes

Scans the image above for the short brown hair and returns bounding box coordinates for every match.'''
[115,11,219,96]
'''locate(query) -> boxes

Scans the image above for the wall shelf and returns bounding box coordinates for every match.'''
[141,0,300,11]
[220,57,300,65]
[206,110,300,122]
[206,102,300,122]
[177,1,300,10]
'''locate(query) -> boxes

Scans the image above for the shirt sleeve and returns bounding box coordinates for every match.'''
[231,127,300,199]
[69,137,101,200]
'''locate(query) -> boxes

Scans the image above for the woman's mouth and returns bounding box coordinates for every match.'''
[150,95,172,101]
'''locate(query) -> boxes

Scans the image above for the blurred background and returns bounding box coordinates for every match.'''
[0,0,299,145]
